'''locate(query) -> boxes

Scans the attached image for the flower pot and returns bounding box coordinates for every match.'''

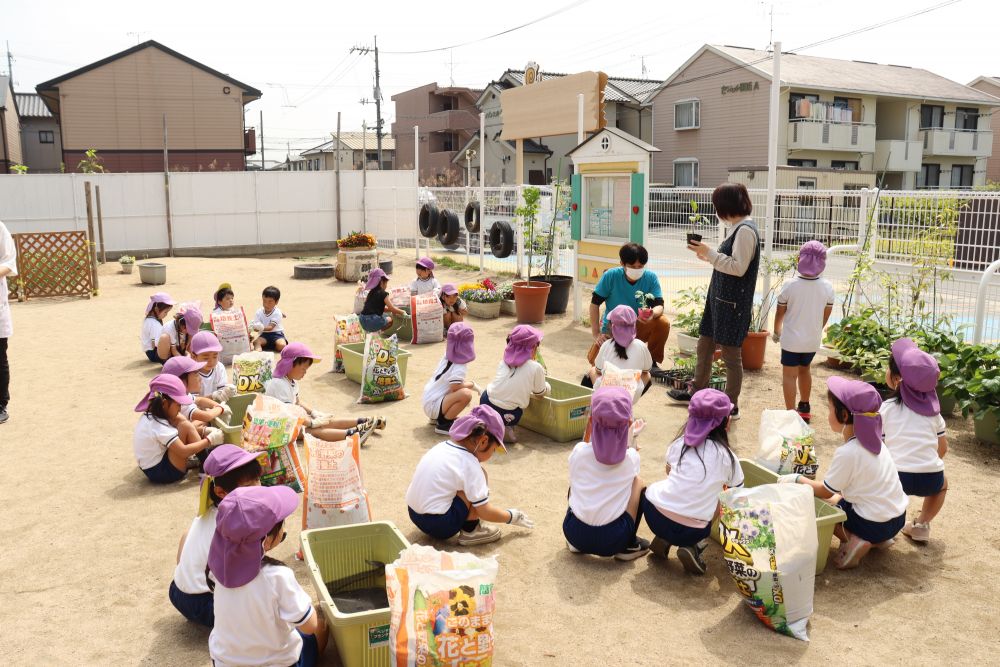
[686,232,703,245]
[534,274,572,315]
[513,281,551,324]
[466,300,501,319]
[138,262,166,285]
[740,330,769,370]
[121,263,134,274]
[677,332,698,355]
[500,299,516,316]
[335,247,378,282]
[379,259,393,275]
[973,408,999,445]
[937,382,956,416]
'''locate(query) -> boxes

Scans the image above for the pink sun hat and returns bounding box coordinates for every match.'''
[684,389,733,447]
[608,305,637,348]
[590,386,632,465]
[190,330,223,355]
[503,325,543,367]
[273,342,322,379]
[145,292,176,315]
[828,376,884,454]
[134,374,194,412]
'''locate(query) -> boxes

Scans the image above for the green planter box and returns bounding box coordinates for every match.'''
[302,522,410,667]
[710,459,847,574]
[519,377,593,442]
[339,341,413,386]
[213,392,259,444]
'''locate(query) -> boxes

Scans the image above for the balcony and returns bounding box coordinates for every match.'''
[920,128,993,157]
[874,140,922,172]
[786,120,875,153]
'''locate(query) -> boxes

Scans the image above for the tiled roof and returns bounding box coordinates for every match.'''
[14,92,52,117]
[502,69,662,104]
[301,132,396,155]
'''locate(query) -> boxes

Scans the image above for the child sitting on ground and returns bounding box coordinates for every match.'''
[586,305,652,401]
[781,377,908,569]
[251,286,288,352]
[411,257,440,295]
[439,283,468,331]
[406,405,534,546]
[643,388,743,575]
[142,292,175,364]
[157,306,203,361]
[359,268,407,334]
[133,374,223,484]
[772,240,835,422]
[480,325,549,444]
[189,331,235,402]
[564,386,649,560]
[423,322,477,434]
[163,356,226,426]
[881,338,948,543]
[264,342,382,443]
[213,283,235,314]
[208,486,328,666]
[169,445,262,627]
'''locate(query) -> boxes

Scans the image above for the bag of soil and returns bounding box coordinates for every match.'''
[358,333,406,403]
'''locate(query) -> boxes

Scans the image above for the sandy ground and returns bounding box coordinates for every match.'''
[2,253,998,666]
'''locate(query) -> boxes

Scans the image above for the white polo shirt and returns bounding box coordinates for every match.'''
[141,317,163,353]
[265,377,299,405]
[422,358,468,420]
[485,360,547,410]
[823,437,909,522]
[253,307,285,335]
[162,319,181,346]
[645,438,745,523]
[199,361,228,397]
[133,414,181,470]
[568,442,640,526]
[209,565,313,667]
[880,398,946,473]
[173,507,217,595]
[777,275,835,353]
[411,277,440,295]
[406,441,489,515]
[181,393,198,421]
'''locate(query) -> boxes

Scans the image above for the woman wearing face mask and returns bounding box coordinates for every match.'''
[670,183,760,420]
[588,243,671,377]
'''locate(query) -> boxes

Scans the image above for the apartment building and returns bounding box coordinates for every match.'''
[0,76,22,173]
[647,45,999,190]
[390,83,480,185]
[294,132,395,172]
[967,76,1000,183]
[15,92,62,173]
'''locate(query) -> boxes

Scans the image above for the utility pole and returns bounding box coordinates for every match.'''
[351,36,384,170]
[259,110,265,170]
[5,42,13,82]
[335,112,342,239]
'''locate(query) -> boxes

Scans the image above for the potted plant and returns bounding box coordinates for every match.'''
[966,349,1000,445]
[743,255,798,370]
[512,186,551,323]
[497,280,516,315]
[335,231,378,282]
[670,286,707,355]
[119,254,135,274]
[686,199,711,245]
[460,279,502,319]
[533,173,574,314]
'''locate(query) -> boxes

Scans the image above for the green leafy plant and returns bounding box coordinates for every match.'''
[78,148,105,173]
[118,255,135,265]
[671,286,707,337]
[495,280,515,300]
[748,254,799,332]
[10,163,27,174]
[515,186,542,282]
[689,200,710,226]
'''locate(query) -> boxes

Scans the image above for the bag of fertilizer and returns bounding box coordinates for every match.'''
[239,394,305,492]
[210,307,251,365]
[301,432,371,532]
[718,483,817,641]
[232,351,274,394]
[598,361,643,403]
[333,313,364,373]
[410,293,445,345]
[756,410,819,479]
[386,544,498,667]
[358,333,406,403]
[355,285,411,315]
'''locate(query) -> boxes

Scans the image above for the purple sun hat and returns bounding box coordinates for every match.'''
[590,386,632,465]
[208,485,299,588]
[180,306,203,334]
[797,240,827,277]
[446,322,476,364]
[684,389,733,447]
[608,305,637,348]
[145,292,175,315]
[416,257,435,270]
[503,325,543,367]
[190,330,223,355]
[441,283,458,296]
[891,338,941,416]
[273,342,321,379]
[204,444,261,478]
[449,404,507,452]
[365,268,388,290]
[134,374,194,412]
[828,376,884,454]
[162,356,207,378]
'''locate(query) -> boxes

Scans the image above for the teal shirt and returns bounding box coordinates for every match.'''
[593,267,663,330]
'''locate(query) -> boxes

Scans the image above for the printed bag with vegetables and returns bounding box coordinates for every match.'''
[386,544,498,667]
[756,409,819,479]
[358,333,406,403]
[333,313,364,373]
[232,351,274,394]
[240,394,306,492]
[718,484,816,641]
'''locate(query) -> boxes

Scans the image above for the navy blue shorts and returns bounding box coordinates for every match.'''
[295,629,319,667]
[408,496,470,540]
[838,499,905,544]
[562,509,637,557]
[258,331,288,350]
[145,348,166,364]
[358,314,390,333]
[641,495,712,547]
[479,391,524,426]
[169,580,214,627]
[898,471,945,497]
[781,350,817,367]
[141,453,186,484]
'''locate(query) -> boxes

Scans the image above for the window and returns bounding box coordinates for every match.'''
[833,97,862,123]
[38,130,54,144]
[442,133,456,152]
[674,100,700,130]
[955,107,979,131]
[917,163,941,188]
[585,176,631,239]
[831,160,859,170]
[787,159,817,168]
[920,105,944,129]
[673,159,699,187]
[789,93,819,119]
[951,164,974,188]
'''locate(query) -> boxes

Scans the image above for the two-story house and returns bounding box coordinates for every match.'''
[15,92,62,173]
[294,131,395,172]
[967,76,1000,183]
[390,83,480,185]
[0,76,22,173]
[646,45,999,190]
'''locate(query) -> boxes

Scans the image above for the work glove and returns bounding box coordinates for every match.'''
[507,508,535,529]
[771,330,781,344]
[220,403,233,424]
[211,385,236,403]
[777,474,801,484]
[310,413,335,428]
[543,382,552,396]
[206,427,225,446]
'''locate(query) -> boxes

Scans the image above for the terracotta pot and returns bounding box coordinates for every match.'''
[512,281,551,324]
[741,330,769,370]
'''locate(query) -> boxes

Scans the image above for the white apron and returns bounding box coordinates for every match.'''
[0,222,17,338]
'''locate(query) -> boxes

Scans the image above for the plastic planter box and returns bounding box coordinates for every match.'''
[519,377,593,442]
[711,459,847,574]
[212,392,259,444]
[339,342,412,386]
[302,522,410,667]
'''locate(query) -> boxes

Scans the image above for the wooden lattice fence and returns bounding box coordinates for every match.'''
[7,232,95,301]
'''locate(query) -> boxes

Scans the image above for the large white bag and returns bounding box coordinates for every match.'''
[301,433,371,532]
[718,483,817,641]
[756,409,819,479]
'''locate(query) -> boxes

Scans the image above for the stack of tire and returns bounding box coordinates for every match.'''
[418,201,513,259]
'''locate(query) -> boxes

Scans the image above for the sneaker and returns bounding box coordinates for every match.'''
[834,534,872,569]
[614,537,651,561]
[796,401,811,423]
[0,407,7,424]
[729,406,740,421]
[566,541,581,554]
[458,523,502,546]
[872,537,896,551]
[370,416,388,430]
[503,426,517,444]
[648,536,671,560]
[352,421,376,446]
[676,544,708,575]
[902,520,930,543]
[667,388,692,403]
[434,416,454,436]
[185,456,202,471]
[650,363,669,379]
